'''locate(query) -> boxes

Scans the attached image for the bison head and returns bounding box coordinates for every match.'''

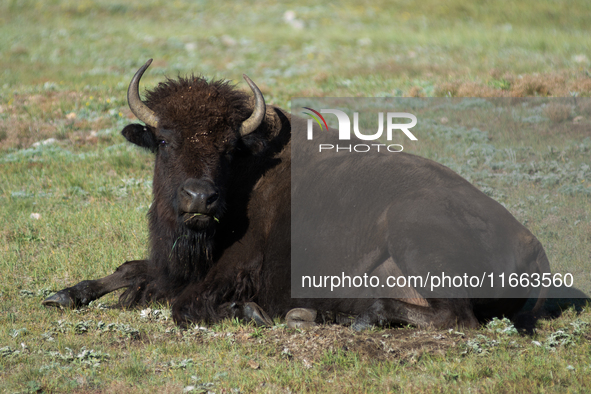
[121,59,266,232]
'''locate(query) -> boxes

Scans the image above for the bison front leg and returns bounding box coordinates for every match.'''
[171,279,274,328]
[173,298,274,327]
[42,260,149,308]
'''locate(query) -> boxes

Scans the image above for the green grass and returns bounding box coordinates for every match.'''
[1,0,591,392]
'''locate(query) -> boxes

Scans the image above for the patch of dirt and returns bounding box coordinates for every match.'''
[235,325,463,365]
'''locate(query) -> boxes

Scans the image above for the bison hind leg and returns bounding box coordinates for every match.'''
[351,298,480,331]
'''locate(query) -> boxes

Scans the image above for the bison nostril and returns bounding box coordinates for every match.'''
[207,192,219,206]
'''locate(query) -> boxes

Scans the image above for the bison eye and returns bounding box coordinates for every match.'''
[159,140,168,147]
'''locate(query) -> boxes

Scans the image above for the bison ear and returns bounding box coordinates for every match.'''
[240,133,268,155]
[122,124,157,152]
[239,108,284,155]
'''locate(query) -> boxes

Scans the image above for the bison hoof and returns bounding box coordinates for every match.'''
[242,302,274,327]
[42,290,79,309]
[286,308,317,330]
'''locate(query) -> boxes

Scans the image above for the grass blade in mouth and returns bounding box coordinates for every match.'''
[185,213,220,223]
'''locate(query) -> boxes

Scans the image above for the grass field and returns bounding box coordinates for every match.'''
[1,0,590,392]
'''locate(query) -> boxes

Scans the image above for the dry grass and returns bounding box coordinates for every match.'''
[544,103,573,123]
[457,82,501,97]
[435,72,591,98]
[406,86,425,97]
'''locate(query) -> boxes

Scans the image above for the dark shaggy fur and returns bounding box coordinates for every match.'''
[146,77,252,135]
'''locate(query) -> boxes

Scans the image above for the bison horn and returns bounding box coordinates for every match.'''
[239,74,266,137]
[127,59,159,129]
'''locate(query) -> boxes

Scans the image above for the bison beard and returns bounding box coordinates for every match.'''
[43,59,550,330]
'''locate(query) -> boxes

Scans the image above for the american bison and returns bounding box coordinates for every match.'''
[43,59,550,329]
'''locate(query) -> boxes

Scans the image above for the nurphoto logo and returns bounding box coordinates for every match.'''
[303,107,418,153]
